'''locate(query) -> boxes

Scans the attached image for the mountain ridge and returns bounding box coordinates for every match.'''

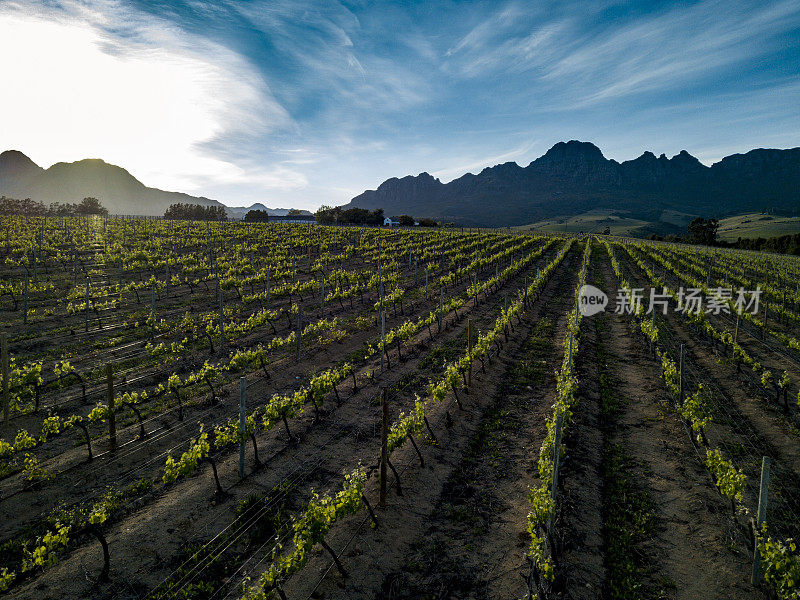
[345,141,800,227]
[0,151,223,216]
[0,151,307,218]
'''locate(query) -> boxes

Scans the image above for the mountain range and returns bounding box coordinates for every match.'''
[4,143,798,229]
[344,141,800,229]
[0,150,308,218]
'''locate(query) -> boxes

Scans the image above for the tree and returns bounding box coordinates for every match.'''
[315,205,340,224]
[345,208,372,224]
[687,217,719,246]
[48,202,78,216]
[417,218,439,227]
[370,209,384,224]
[314,205,386,225]
[287,208,303,216]
[75,197,108,216]
[244,209,269,222]
[398,215,415,226]
[0,196,46,216]
[164,203,227,221]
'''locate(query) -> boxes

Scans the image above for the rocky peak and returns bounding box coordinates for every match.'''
[535,140,606,166]
[669,150,705,173]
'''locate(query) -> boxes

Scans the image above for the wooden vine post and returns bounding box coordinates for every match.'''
[218,282,225,347]
[1,334,8,426]
[574,293,580,325]
[524,275,529,306]
[380,310,386,374]
[107,363,116,452]
[380,387,388,508]
[567,332,574,370]
[296,305,302,362]
[320,272,325,318]
[467,318,473,386]
[551,413,563,504]
[23,274,28,325]
[751,456,771,586]
[85,276,90,332]
[679,344,684,402]
[239,376,246,479]
[266,269,271,309]
[439,287,443,332]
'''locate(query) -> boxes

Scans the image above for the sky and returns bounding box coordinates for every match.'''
[1,0,799,211]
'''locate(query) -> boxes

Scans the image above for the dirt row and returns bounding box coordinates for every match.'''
[5,241,568,600]
[2,236,547,489]
[281,243,582,600]
[3,234,480,426]
[7,238,773,600]
[273,242,758,600]
[3,229,478,350]
[557,245,752,599]
[621,245,800,487]
[635,244,800,424]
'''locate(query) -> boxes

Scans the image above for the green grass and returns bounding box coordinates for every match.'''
[515,209,800,242]
[594,304,664,599]
[716,213,800,241]
[515,209,651,236]
[514,209,697,238]
[504,317,553,390]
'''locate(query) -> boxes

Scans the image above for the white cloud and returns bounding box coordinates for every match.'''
[442,0,800,110]
[0,2,297,197]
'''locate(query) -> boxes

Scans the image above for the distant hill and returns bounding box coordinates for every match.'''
[0,150,224,216]
[0,150,310,218]
[343,141,800,228]
[224,203,313,220]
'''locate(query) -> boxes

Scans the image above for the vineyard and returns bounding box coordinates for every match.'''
[0,216,799,600]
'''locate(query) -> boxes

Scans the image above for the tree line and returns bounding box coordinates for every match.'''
[314,206,385,225]
[0,196,109,216]
[729,232,800,255]
[315,205,441,226]
[163,203,227,221]
[647,217,800,255]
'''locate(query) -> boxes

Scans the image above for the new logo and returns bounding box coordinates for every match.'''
[578,284,608,316]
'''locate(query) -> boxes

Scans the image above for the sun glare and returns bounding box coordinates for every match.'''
[0,12,245,192]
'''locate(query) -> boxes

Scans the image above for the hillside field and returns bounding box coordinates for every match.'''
[717,213,800,241]
[515,208,697,237]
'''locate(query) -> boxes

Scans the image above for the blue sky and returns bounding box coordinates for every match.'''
[1,0,799,210]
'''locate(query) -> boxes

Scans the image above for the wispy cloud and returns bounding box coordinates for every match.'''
[432,139,542,182]
[441,0,800,109]
[1,0,798,210]
[542,0,800,108]
[0,0,297,195]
